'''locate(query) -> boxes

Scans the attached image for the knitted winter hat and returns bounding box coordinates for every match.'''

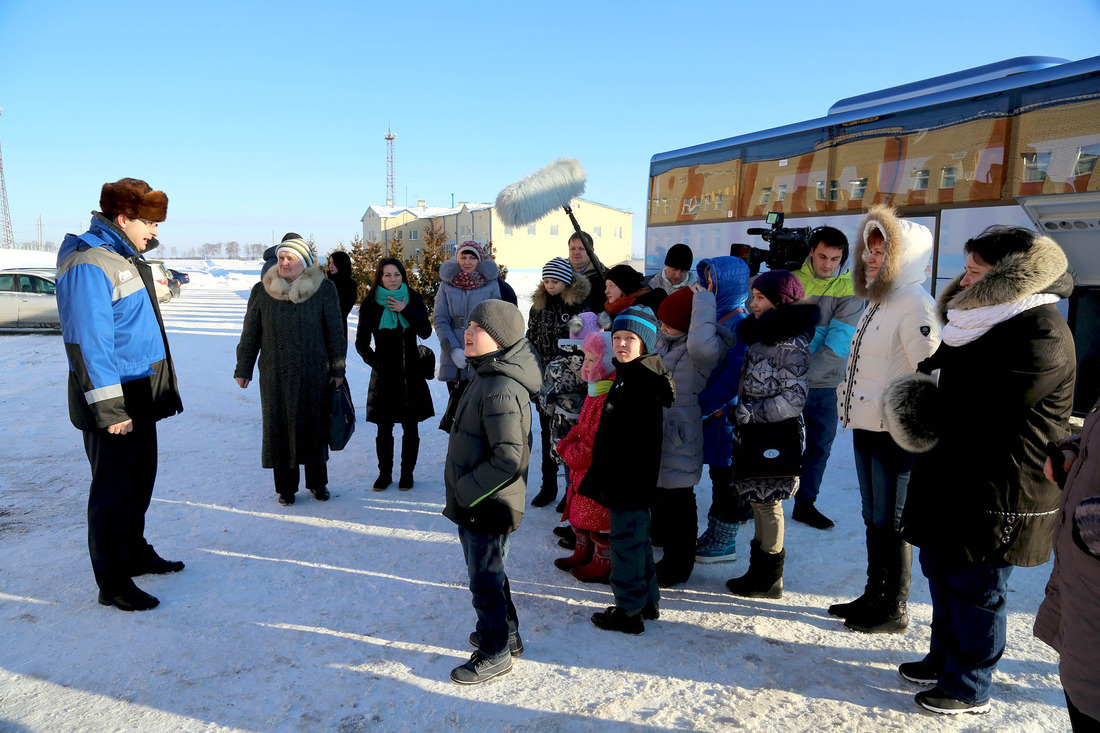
[752,269,805,307]
[456,241,486,261]
[664,243,694,271]
[100,178,168,222]
[568,312,601,340]
[277,238,316,268]
[605,264,645,294]
[657,285,693,332]
[542,257,574,285]
[580,331,614,382]
[281,232,302,242]
[611,306,658,354]
[469,299,525,350]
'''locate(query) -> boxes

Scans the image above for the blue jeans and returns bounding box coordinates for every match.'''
[919,547,1014,705]
[852,429,912,531]
[458,527,518,658]
[609,509,659,612]
[797,388,840,507]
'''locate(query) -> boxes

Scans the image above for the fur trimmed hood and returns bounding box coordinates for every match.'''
[852,205,933,304]
[439,256,499,285]
[736,301,820,346]
[531,271,591,311]
[936,235,1072,322]
[263,265,324,303]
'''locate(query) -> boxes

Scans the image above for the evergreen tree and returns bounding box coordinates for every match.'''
[410,218,448,319]
[348,233,382,302]
[483,239,508,281]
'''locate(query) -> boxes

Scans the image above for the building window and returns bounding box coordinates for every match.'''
[663,198,669,214]
[828,180,838,201]
[777,184,787,202]
[705,195,713,211]
[1074,144,1100,176]
[681,198,699,215]
[550,224,559,237]
[760,187,771,205]
[850,177,868,199]
[527,224,536,236]
[912,169,930,191]
[941,166,957,189]
[593,226,602,238]
[613,227,623,239]
[1022,152,1050,183]
[504,226,513,235]
[409,230,419,240]
[715,193,724,210]
[815,181,826,201]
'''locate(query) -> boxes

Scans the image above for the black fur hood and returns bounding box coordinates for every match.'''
[736,301,820,346]
[936,235,1072,323]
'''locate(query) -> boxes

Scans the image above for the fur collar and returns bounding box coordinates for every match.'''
[263,265,324,303]
[852,204,933,304]
[439,257,499,285]
[936,235,1071,321]
[531,273,591,311]
[737,302,820,346]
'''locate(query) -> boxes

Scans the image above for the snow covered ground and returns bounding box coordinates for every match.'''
[0,252,1072,731]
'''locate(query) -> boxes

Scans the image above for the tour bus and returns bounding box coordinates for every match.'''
[645,55,1100,411]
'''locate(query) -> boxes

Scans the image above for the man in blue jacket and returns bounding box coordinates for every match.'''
[56,178,184,611]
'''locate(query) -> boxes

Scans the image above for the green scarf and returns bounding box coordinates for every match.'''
[373,283,410,330]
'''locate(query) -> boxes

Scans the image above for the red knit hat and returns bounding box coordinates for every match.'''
[657,285,693,332]
[752,269,805,307]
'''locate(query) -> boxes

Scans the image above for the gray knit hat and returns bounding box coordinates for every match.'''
[469,299,525,350]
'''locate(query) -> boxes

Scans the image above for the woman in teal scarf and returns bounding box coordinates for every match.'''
[355,258,435,490]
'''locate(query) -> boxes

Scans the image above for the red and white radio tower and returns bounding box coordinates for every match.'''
[385,125,395,207]
[0,108,15,249]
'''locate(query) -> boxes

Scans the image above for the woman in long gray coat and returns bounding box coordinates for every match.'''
[234,239,347,505]
[434,241,503,387]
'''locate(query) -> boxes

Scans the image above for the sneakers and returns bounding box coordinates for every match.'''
[915,687,991,715]
[98,585,159,611]
[450,650,513,685]
[468,630,525,657]
[899,660,938,686]
[591,606,644,634]
[792,502,835,530]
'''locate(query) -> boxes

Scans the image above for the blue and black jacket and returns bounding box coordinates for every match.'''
[56,214,183,431]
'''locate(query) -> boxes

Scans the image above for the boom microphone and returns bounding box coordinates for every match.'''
[495,158,586,228]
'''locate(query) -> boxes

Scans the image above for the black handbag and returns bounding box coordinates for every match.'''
[328,379,356,451]
[417,344,436,381]
[733,418,802,479]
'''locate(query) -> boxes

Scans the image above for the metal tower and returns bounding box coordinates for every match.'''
[385,125,395,207]
[0,108,14,248]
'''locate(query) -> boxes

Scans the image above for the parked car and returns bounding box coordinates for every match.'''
[168,268,190,285]
[0,269,60,328]
[145,260,174,303]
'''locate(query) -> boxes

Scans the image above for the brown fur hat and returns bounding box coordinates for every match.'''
[100,178,168,222]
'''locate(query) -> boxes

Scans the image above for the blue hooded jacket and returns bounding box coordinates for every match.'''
[697,256,751,466]
[56,214,182,430]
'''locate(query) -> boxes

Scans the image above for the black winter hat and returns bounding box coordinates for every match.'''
[664,243,694,271]
[469,299,525,350]
[605,264,645,295]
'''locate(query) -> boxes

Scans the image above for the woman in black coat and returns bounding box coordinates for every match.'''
[883,226,1075,715]
[327,250,359,332]
[355,257,435,490]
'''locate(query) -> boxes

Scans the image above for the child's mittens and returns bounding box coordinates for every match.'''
[452,348,467,369]
[1074,496,1100,559]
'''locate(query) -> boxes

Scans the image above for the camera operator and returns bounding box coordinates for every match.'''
[791,227,863,530]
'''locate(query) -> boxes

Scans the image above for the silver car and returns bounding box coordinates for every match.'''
[0,269,60,329]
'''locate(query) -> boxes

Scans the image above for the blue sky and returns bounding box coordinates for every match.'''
[1,0,1098,257]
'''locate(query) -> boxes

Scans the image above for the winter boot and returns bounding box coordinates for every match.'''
[398,431,419,490]
[697,518,740,564]
[845,532,911,634]
[571,533,611,584]
[554,529,594,571]
[829,526,885,618]
[590,606,644,635]
[725,540,784,599]
[373,431,394,491]
[696,513,717,549]
[531,479,557,508]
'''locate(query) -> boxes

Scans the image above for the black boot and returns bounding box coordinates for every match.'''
[829,526,884,618]
[398,429,419,490]
[726,540,784,599]
[374,431,394,491]
[845,531,911,634]
[531,473,557,508]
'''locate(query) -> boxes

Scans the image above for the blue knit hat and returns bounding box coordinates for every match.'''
[611,306,658,354]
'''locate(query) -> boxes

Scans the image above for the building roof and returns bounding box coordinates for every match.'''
[361,197,628,223]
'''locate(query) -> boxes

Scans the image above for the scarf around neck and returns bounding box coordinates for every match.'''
[374,283,410,330]
[941,292,1059,346]
[588,378,614,397]
[452,266,488,290]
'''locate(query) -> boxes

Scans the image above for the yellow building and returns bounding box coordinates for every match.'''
[360,198,632,270]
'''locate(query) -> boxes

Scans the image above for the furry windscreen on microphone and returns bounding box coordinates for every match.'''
[495,158,586,228]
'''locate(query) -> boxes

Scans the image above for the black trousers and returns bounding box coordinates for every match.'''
[273,464,328,496]
[83,421,158,594]
[651,486,697,576]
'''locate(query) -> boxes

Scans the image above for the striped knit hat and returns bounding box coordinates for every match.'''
[277,238,315,268]
[542,257,574,284]
[456,240,486,261]
[611,306,658,354]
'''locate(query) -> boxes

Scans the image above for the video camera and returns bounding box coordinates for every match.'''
[731,212,813,274]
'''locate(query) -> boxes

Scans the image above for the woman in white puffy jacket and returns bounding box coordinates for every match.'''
[831,205,940,634]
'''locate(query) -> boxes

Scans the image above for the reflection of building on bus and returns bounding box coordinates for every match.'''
[646,55,1100,412]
